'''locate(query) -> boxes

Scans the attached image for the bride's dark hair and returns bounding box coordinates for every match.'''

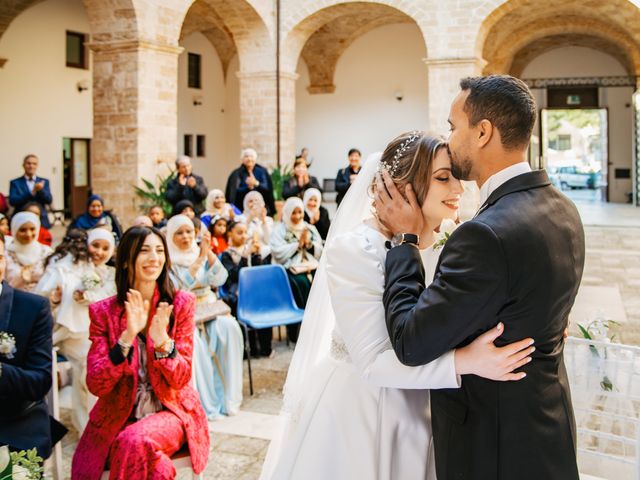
[375,131,447,204]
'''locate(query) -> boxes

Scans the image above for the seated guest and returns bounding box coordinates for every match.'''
[71,226,209,479]
[220,221,271,357]
[209,216,228,256]
[171,199,196,219]
[0,214,10,240]
[131,215,153,228]
[167,215,243,418]
[78,229,117,304]
[5,212,53,292]
[0,232,65,459]
[35,229,95,433]
[148,205,167,230]
[165,156,208,215]
[335,148,362,206]
[283,157,322,200]
[240,191,273,263]
[269,197,323,343]
[225,148,276,216]
[24,202,52,246]
[9,154,53,229]
[70,195,123,244]
[201,189,235,229]
[303,188,331,240]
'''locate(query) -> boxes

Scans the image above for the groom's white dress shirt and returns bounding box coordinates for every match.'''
[478,162,532,207]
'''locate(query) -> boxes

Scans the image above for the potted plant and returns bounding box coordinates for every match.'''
[133,165,175,216]
[270,164,292,220]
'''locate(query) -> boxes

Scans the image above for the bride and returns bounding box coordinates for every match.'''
[260,131,534,480]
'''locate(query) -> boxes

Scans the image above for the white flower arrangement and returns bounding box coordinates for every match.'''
[433,218,458,251]
[0,332,16,360]
[82,271,102,291]
[0,445,43,479]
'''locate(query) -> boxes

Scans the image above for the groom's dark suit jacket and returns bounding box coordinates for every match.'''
[383,170,585,480]
[0,281,54,458]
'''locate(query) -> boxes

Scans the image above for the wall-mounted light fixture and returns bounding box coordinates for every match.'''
[77,79,89,92]
[394,90,404,102]
[193,96,203,106]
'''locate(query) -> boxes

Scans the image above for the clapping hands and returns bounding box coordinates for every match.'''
[148,302,173,348]
[123,289,149,343]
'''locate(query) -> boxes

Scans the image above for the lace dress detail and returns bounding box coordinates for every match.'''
[329,331,351,362]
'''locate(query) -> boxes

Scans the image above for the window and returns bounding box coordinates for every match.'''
[66,31,88,69]
[557,134,572,151]
[184,135,193,157]
[549,134,572,151]
[196,135,205,157]
[188,53,201,89]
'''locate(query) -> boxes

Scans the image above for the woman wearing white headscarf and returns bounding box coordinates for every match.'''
[239,190,274,262]
[5,211,52,291]
[200,189,235,229]
[270,197,323,343]
[166,215,243,418]
[303,188,331,240]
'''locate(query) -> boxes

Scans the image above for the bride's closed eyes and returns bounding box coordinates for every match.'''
[433,167,453,182]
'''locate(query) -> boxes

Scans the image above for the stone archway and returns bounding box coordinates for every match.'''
[279,1,430,168]
[477,0,640,205]
[477,0,640,77]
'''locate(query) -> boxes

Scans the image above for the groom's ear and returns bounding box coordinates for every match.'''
[476,119,493,149]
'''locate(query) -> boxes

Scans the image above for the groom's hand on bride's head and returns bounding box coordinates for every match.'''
[374,170,424,236]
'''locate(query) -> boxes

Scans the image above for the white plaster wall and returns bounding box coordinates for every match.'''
[0,0,92,210]
[177,33,241,192]
[521,46,634,203]
[296,23,429,184]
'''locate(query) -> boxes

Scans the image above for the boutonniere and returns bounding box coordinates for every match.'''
[0,332,17,359]
[433,219,459,251]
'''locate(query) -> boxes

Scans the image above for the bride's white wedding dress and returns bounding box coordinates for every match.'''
[261,221,460,480]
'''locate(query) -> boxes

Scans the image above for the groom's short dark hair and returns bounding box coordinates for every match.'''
[459,75,536,150]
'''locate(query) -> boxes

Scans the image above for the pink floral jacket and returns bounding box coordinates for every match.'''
[71,289,210,479]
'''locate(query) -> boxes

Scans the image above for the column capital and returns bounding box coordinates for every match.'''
[423,56,487,70]
[87,39,183,56]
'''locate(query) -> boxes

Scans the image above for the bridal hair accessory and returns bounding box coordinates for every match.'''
[377,131,421,175]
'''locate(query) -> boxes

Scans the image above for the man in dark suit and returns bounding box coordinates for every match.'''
[0,232,57,458]
[334,148,362,206]
[375,75,584,479]
[225,148,276,216]
[165,156,208,215]
[9,154,53,229]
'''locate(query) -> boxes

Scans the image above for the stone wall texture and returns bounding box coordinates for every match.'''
[0,0,638,221]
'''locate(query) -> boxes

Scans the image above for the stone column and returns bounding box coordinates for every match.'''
[89,40,182,225]
[424,57,485,134]
[237,70,298,169]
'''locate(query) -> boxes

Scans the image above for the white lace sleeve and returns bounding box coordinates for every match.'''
[326,230,460,390]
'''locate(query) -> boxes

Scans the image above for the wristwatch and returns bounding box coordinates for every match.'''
[388,233,420,249]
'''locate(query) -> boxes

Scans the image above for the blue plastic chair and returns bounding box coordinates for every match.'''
[237,264,305,394]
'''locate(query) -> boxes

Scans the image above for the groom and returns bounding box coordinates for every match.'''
[375,75,584,479]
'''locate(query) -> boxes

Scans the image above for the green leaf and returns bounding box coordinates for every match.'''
[600,376,613,391]
[577,324,592,340]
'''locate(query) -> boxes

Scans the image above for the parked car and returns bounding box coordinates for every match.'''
[548,166,599,190]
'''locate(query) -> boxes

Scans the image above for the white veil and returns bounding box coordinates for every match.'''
[260,152,382,478]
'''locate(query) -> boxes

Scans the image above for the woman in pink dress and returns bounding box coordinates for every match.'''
[71,226,209,480]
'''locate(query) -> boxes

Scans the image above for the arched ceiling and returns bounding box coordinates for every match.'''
[479,0,640,76]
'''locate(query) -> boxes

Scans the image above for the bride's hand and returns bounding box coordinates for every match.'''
[454,323,534,381]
